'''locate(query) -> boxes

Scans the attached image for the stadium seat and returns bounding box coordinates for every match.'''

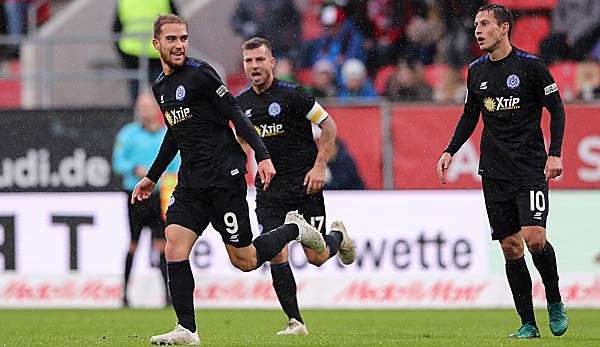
[493,0,557,10]
[296,68,312,86]
[0,60,21,108]
[549,62,577,101]
[423,64,449,88]
[226,72,249,96]
[374,65,396,95]
[511,16,550,55]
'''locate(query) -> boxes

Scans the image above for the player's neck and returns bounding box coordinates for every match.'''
[488,41,512,61]
[252,75,274,94]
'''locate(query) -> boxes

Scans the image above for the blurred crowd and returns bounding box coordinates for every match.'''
[231,0,600,102]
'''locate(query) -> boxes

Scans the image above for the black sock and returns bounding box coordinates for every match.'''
[167,260,196,332]
[124,251,134,301]
[531,241,562,304]
[270,262,303,324]
[159,252,171,306]
[253,224,299,268]
[506,256,536,326]
[326,231,342,259]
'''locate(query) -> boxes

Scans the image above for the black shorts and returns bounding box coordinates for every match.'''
[255,192,327,236]
[125,191,165,242]
[165,177,253,247]
[482,176,549,241]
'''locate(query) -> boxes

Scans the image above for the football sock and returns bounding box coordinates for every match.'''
[159,252,171,306]
[270,262,303,324]
[167,260,196,333]
[123,251,134,302]
[253,224,299,268]
[326,231,342,259]
[506,256,536,326]
[531,241,562,304]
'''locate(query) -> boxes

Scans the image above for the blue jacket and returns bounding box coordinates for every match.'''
[112,122,180,191]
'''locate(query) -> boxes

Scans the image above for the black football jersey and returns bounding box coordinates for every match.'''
[445,47,565,179]
[149,58,249,188]
[236,79,328,196]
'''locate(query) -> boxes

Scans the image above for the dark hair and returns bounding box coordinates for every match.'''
[477,4,514,36]
[153,14,188,38]
[242,37,272,53]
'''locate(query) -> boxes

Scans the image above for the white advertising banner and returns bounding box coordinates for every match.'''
[0,191,598,308]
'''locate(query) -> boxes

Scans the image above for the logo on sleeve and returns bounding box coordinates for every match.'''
[479,81,488,90]
[244,109,252,118]
[175,85,186,101]
[544,83,558,95]
[216,85,228,97]
[506,74,520,89]
[268,102,281,117]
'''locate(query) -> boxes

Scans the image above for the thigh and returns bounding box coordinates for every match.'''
[209,177,253,248]
[255,199,286,234]
[297,193,327,236]
[516,177,549,229]
[482,177,520,240]
[166,188,210,237]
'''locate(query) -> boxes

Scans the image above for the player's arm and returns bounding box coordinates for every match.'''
[132,128,178,203]
[535,59,565,180]
[305,102,336,194]
[199,65,275,189]
[437,72,480,183]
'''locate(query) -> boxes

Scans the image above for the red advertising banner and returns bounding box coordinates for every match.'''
[391,104,600,189]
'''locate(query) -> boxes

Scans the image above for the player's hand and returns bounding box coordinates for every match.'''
[545,156,563,180]
[436,152,453,184]
[257,159,276,191]
[131,177,156,204]
[304,164,326,194]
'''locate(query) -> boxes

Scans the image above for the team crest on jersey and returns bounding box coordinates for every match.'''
[268,102,281,117]
[176,85,186,101]
[506,74,520,89]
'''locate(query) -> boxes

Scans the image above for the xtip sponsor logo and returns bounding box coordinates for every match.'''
[254,123,284,137]
[483,96,520,112]
[0,148,111,189]
[164,107,192,126]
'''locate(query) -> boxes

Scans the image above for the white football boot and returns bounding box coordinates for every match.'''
[150,324,200,345]
[331,220,356,265]
[285,211,326,253]
[276,318,309,336]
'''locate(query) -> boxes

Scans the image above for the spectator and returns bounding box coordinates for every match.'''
[385,60,432,102]
[273,57,298,84]
[404,4,443,65]
[309,59,338,97]
[324,139,365,190]
[113,0,178,104]
[539,0,600,64]
[338,58,377,97]
[3,0,33,38]
[433,66,466,104]
[303,4,366,83]
[112,91,181,308]
[435,0,487,68]
[231,0,301,59]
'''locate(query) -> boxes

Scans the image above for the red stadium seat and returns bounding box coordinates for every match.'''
[423,64,449,88]
[512,16,550,55]
[296,68,312,86]
[226,72,249,96]
[374,65,396,95]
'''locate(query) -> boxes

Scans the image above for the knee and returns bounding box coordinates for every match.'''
[526,238,547,254]
[307,253,327,267]
[231,258,256,272]
[501,238,524,259]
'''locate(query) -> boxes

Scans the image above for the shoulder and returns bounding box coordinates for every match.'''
[276,80,311,98]
[185,57,223,81]
[514,48,548,70]
[468,54,489,70]
[236,85,253,98]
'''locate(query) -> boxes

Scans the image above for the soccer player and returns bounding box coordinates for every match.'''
[113,91,180,308]
[436,4,568,339]
[132,15,326,345]
[236,37,356,336]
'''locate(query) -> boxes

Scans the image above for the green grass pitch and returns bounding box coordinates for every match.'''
[0,309,598,346]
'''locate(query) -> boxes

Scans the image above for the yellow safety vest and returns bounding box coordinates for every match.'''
[117,0,172,58]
